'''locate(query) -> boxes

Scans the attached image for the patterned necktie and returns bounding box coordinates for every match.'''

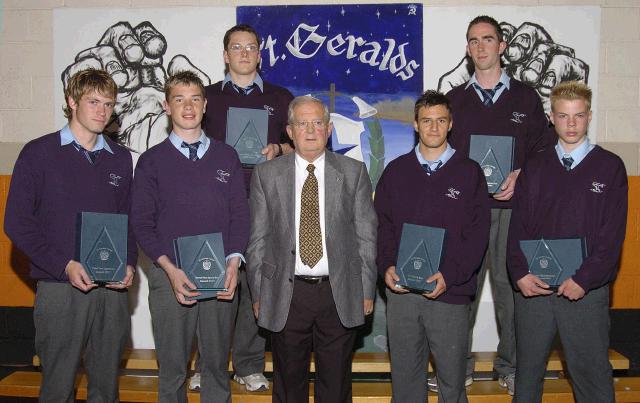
[232,82,257,95]
[422,160,442,176]
[474,82,504,107]
[73,142,100,164]
[181,141,201,161]
[299,164,323,268]
[562,155,574,171]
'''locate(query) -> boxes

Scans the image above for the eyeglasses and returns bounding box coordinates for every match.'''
[291,120,326,130]
[228,43,260,53]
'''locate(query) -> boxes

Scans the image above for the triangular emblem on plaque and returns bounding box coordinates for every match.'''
[233,120,266,164]
[399,240,434,289]
[479,147,506,192]
[188,240,224,285]
[528,238,563,285]
[85,226,124,282]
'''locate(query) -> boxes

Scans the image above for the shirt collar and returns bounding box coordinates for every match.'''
[555,137,594,167]
[59,124,113,154]
[295,151,325,171]
[465,68,511,91]
[222,72,264,93]
[169,130,211,158]
[414,142,456,167]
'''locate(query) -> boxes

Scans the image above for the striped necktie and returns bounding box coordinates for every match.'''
[73,142,100,164]
[181,141,201,161]
[562,155,574,171]
[422,160,442,176]
[474,82,504,107]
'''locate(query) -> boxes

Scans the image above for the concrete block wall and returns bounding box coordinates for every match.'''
[1,0,639,173]
[0,3,638,251]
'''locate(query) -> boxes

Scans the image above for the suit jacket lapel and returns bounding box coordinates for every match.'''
[324,151,344,228]
[275,153,296,237]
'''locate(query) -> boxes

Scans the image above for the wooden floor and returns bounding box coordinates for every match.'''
[31,349,632,372]
[2,349,636,402]
[1,372,640,402]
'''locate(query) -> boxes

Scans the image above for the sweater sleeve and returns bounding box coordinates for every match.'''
[225,151,250,256]
[523,92,554,164]
[130,153,166,263]
[506,167,535,285]
[572,160,628,291]
[373,168,398,278]
[4,145,70,280]
[119,152,138,267]
[439,163,490,286]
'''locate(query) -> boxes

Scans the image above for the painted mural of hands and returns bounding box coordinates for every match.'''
[437,21,589,112]
[501,22,589,110]
[62,21,211,153]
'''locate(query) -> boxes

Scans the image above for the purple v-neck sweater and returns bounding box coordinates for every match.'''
[447,78,555,209]
[131,138,249,264]
[4,131,137,282]
[374,151,490,304]
[203,80,294,193]
[507,146,628,292]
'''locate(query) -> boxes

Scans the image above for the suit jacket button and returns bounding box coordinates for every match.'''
[290,249,295,255]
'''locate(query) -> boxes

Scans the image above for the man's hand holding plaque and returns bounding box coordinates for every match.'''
[77,212,128,284]
[226,107,269,166]
[469,135,515,195]
[394,223,446,293]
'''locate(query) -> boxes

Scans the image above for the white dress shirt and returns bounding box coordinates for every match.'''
[294,152,329,276]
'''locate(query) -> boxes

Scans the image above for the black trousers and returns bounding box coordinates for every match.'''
[271,279,356,403]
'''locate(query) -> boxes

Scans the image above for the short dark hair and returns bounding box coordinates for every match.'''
[414,90,451,122]
[164,71,205,101]
[223,24,260,50]
[466,15,503,43]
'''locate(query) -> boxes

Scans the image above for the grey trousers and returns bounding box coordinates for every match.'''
[386,289,469,403]
[466,208,516,377]
[34,281,129,403]
[513,286,614,403]
[148,267,236,403]
[231,266,265,376]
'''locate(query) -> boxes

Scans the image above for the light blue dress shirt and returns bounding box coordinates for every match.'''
[221,72,264,94]
[415,142,456,170]
[555,137,595,170]
[169,131,210,160]
[466,69,511,104]
[60,124,113,154]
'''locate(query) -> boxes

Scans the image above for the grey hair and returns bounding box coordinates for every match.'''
[287,95,330,124]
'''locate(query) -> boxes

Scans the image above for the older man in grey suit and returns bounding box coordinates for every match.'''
[246,95,377,403]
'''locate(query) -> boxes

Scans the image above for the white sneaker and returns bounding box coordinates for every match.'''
[233,372,269,392]
[188,372,201,391]
[498,373,515,396]
[427,375,473,393]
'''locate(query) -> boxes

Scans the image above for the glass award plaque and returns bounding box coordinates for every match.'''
[76,212,128,283]
[469,135,515,194]
[226,107,269,166]
[174,233,227,300]
[519,238,587,287]
[395,223,446,293]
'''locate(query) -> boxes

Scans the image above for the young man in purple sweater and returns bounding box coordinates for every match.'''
[4,69,137,402]
[439,15,555,395]
[131,71,250,403]
[375,91,490,402]
[507,81,627,402]
[197,24,294,392]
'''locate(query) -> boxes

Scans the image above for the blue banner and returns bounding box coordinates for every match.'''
[238,4,423,191]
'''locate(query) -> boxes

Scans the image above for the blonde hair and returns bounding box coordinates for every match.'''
[550,81,592,112]
[63,69,117,120]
